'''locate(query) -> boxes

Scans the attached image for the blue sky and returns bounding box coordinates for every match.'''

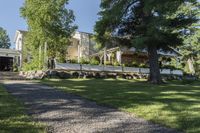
[0,0,100,48]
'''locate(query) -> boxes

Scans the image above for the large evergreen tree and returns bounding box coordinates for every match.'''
[181,27,200,75]
[95,0,199,84]
[20,0,77,69]
[179,4,200,76]
[0,27,11,49]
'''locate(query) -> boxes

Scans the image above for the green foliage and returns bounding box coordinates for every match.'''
[90,58,100,65]
[0,27,11,49]
[139,63,147,68]
[13,63,19,72]
[95,1,199,49]
[132,61,139,67]
[69,59,78,64]
[0,85,46,133]
[22,35,45,71]
[22,58,42,71]
[80,57,89,64]
[22,46,44,71]
[95,0,199,83]
[113,61,120,66]
[105,61,112,66]
[20,0,77,69]
[180,27,200,76]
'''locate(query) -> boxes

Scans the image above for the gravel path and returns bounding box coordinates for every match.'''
[2,80,180,133]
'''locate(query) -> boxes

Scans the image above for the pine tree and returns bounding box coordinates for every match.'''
[95,0,199,84]
[181,27,200,76]
[0,27,11,49]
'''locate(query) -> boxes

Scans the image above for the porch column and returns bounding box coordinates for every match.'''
[78,44,80,63]
[107,53,112,62]
[100,55,103,65]
[104,47,107,65]
[19,53,23,68]
[116,51,122,65]
[44,42,48,69]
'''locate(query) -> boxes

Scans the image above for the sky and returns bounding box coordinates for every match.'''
[0,0,101,48]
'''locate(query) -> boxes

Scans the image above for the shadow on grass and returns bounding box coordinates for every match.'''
[2,80,180,133]
[0,85,45,133]
[41,79,200,133]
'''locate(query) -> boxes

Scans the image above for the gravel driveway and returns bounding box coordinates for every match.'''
[3,80,180,133]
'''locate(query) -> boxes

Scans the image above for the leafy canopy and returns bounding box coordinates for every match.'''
[20,0,77,57]
[0,27,11,49]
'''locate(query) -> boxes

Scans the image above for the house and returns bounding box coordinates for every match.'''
[14,30,27,67]
[14,30,181,70]
[66,31,97,62]
[14,30,97,65]
[0,30,27,71]
[91,45,181,68]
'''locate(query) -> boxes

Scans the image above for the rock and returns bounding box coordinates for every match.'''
[58,71,71,79]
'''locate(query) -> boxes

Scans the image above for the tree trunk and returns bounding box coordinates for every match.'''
[148,45,162,84]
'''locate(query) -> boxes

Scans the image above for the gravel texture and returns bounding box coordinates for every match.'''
[2,80,180,133]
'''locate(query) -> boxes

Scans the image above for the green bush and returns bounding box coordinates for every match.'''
[90,58,99,65]
[80,57,89,64]
[105,61,112,66]
[132,61,139,67]
[139,63,148,68]
[22,58,42,71]
[113,61,120,66]
[70,59,78,64]
[13,63,19,72]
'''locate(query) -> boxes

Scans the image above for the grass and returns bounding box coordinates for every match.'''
[0,84,46,133]
[41,78,200,133]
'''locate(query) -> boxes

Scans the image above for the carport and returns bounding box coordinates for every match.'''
[0,48,20,71]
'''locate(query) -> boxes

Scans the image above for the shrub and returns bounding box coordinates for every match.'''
[90,58,99,65]
[139,63,147,68]
[22,58,42,71]
[105,61,112,66]
[80,57,89,64]
[132,61,139,67]
[113,61,120,66]
[70,59,78,64]
[13,63,18,72]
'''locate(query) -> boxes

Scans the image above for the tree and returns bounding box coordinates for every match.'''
[95,0,199,84]
[20,0,77,69]
[178,3,200,76]
[180,27,200,76]
[0,27,11,49]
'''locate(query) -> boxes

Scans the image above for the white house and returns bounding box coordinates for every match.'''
[66,31,97,62]
[14,30,27,68]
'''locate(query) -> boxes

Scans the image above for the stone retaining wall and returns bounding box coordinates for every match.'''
[19,70,182,81]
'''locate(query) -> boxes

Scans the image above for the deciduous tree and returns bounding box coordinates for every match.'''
[21,0,77,69]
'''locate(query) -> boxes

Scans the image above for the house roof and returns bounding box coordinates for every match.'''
[0,48,20,57]
[13,30,27,43]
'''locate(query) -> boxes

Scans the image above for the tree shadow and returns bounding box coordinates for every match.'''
[41,79,200,132]
[0,84,45,133]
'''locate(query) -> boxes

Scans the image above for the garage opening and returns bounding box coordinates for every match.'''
[0,57,13,71]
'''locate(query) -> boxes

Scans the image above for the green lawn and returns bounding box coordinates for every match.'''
[0,84,46,133]
[41,79,200,133]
